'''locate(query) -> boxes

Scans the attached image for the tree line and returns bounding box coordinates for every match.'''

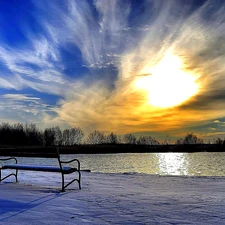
[0,122,223,146]
[0,123,84,146]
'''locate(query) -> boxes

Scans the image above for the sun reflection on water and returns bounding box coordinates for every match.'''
[156,153,188,176]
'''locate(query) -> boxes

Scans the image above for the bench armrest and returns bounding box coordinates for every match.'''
[60,158,80,170]
[0,157,17,164]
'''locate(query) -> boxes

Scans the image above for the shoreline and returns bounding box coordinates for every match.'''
[0,144,225,156]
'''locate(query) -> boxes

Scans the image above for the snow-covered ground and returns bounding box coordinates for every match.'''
[0,170,225,224]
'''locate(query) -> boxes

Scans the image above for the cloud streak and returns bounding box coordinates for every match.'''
[0,94,56,127]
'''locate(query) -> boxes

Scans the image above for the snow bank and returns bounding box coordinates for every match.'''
[0,171,225,224]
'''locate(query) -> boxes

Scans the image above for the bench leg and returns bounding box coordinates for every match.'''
[61,173,65,192]
[61,171,81,192]
[78,170,81,189]
[15,169,18,182]
[0,169,18,183]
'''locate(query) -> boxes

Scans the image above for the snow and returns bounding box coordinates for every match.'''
[1,170,225,224]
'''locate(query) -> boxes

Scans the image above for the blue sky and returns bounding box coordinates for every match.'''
[0,0,225,142]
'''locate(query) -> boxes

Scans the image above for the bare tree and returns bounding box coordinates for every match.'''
[44,128,55,146]
[106,133,119,144]
[68,127,84,145]
[26,123,43,145]
[62,128,84,145]
[87,130,105,144]
[214,137,225,145]
[124,133,136,144]
[137,136,159,145]
[62,129,70,145]
[176,138,184,145]
[177,133,204,144]
[53,126,62,146]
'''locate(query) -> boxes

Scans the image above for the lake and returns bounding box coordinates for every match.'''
[7,152,225,176]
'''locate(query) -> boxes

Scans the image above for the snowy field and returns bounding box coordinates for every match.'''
[0,171,225,224]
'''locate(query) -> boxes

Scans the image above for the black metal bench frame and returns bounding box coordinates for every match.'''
[0,148,81,192]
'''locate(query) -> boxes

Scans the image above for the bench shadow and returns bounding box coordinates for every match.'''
[0,190,69,222]
[0,199,31,214]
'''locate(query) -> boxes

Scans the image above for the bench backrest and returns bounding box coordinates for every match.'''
[0,147,60,158]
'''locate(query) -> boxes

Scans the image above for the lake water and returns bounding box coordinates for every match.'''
[4,152,225,177]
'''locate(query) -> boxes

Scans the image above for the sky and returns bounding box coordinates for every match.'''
[0,0,225,142]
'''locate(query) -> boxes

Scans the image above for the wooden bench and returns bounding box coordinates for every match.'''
[0,147,81,192]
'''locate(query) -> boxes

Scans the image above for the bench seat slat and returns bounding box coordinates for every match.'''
[2,164,77,174]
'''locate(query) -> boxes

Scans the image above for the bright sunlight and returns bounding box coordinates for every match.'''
[135,52,199,108]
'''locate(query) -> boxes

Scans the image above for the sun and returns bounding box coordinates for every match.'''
[135,53,199,108]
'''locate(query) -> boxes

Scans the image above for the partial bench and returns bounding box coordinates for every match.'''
[0,147,81,192]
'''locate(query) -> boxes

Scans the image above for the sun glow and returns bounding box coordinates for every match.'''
[135,53,199,108]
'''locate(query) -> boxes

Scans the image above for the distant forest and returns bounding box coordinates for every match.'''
[0,122,224,146]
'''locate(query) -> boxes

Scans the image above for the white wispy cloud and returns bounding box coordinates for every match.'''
[3,94,40,101]
[0,94,52,111]
[0,94,55,126]
[0,77,17,89]
[34,0,131,69]
[0,36,67,94]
